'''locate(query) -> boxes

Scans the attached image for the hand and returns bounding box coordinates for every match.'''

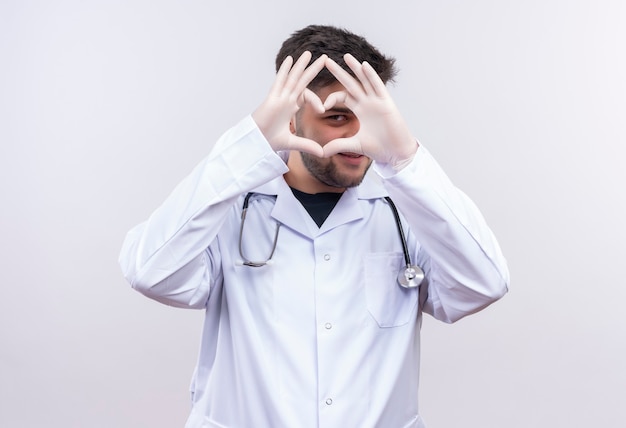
[252,51,327,157]
[322,54,418,170]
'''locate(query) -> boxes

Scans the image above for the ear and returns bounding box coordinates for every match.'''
[289,116,296,134]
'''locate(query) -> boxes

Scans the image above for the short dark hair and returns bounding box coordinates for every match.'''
[275,25,398,90]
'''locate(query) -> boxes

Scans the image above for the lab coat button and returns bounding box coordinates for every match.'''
[324,322,332,330]
[324,254,331,261]
[325,398,333,405]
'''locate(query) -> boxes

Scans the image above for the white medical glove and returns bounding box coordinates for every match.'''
[322,54,418,170]
[252,51,327,157]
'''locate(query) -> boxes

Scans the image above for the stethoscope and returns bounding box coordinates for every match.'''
[239,192,424,288]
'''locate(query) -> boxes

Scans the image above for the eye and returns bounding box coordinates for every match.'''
[326,114,348,122]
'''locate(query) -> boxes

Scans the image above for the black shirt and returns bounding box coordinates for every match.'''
[290,188,343,227]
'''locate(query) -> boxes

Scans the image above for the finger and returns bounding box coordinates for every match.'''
[301,88,325,114]
[322,136,363,157]
[361,61,388,97]
[322,90,348,111]
[325,57,365,98]
[269,55,294,95]
[284,51,312,92]
[293,54,327,95]
[344,54,375,95]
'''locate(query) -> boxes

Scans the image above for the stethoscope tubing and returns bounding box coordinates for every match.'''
[239,192,423,288]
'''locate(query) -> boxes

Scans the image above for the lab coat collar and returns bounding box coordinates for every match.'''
[250,162,389,239]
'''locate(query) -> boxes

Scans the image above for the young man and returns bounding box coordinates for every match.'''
[119,25,509,428]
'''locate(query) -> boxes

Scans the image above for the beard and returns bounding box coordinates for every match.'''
[299,151,372,189]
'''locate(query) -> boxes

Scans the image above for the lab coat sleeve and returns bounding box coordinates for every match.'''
[375,146,510,323]
[118,115,289,308]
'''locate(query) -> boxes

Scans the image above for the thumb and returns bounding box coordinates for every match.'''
[287,135,324,158]
[322,136,363,157]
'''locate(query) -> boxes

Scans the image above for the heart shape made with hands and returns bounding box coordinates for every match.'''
[253,52,417,167]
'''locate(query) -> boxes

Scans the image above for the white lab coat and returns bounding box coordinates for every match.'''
[119,115,509,428]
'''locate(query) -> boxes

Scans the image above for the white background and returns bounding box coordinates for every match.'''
[1,1,625,427]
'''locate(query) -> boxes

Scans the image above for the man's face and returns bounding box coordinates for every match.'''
[292,82,372,191]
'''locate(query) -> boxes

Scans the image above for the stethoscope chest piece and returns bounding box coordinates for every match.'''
[398,264,424,288]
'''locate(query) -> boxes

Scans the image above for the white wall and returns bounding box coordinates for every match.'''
[1,1,624,427]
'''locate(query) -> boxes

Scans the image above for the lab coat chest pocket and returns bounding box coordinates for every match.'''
[364,252,419,327]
